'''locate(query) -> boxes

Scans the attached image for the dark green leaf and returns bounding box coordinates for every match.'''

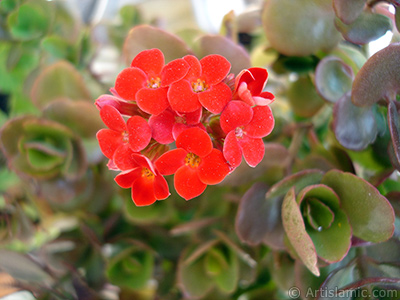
[335,12,392,45]
[352,43,400,107]
[333,0,366,24]
[315,57,354,103]
[396,7,400,33]
[322,170,395,243]
[388,100,400,168]
[123,25,192,64]
[282,188,319,276]
[333,92,378,150]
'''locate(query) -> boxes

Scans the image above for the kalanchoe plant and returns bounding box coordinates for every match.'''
[95,48,275,205]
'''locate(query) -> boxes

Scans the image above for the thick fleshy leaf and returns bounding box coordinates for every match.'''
[155,149,187,175]
[176,127,212,157]
[198,149,230,185]
[239,136,265,168]
[245,105,274,138]
[211,246,239,293]
[333,0,366,24]
[195,35,251,75]
[198,82,232,114]
[126,116,151,152]
[297,185,352,262]
[174,166,206,200]
[161,58,190,86]
[168,80,201,113]
[124,195,172,224]
[315,57,354,103]
[136,87,169,115]
[200,54,231,85]
[262,0,340,56]
[115,168,141,188]
[220,101,253,134]
[130,48,164,76]
[335,12,392,45]
[333,92,377,150]
[123,25,192,64]
[114,67,147,101]
[99,105,126,132]
[43,100,103,138]
[131,176,157,206]
[282,188,319,276]
[352,43,400,107]
[322,169,395,243]
[396,7,400,33]
[30,61,91,108]
[223,131,243,168]
[388,100,400,167]
[148,110,175,144]
[178,246,214,299]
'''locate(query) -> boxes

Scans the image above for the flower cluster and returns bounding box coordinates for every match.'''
[95,48,275,206]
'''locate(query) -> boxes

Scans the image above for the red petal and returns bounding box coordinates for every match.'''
[130,48,164,77]
[115,67,147,101]
[155,148,187,175]
[183,55,201,79]
[220,100,253,134]
[96,129,123,159]
[149,110,175,144]
[95,95,141,117]
[113,143,139,170]
[131,176,157,206]
[176,127,212,157]
[198,149,230,185]
[161,58,190,86]
[200,54,231,85]
[244,105,275,138]
[168,80,201,113]
[127,116,152,152]
[181,108,202,125]
[136,87,169,115]
[99,105,127,132]
[223,131,242,168]
[246,67,268,95]
[254,91,275,106]
[172,123,206,141]
[174,166,206,200]
[153,172,170,199]
[130,153,156,174]
[239,136,265,167]
[236,82,255,106]
[115,168,141,188]
[198,82,232,114]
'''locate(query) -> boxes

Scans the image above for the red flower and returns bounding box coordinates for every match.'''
[113,147,169,206]
[114,48,190,115]
[96,105,152,160]
[155,128,230,200]
[168,54,232,114]
[233,67,275,106]
[220,101,274,168]
[148,108,204,144]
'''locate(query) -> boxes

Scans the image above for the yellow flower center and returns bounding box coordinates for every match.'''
[147,77,161,89]
[142,167,155,179]
[192,78,208,93]
[185,153,201,168]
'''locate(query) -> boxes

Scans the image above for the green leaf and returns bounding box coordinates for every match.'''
[124,196,173,225]
[315,57,354,103]
[333,0,366,24]
[30,61,91,108]
[388,100,400,168]
[322,170,395,243]
[107,247,154,290]
[123,25,192,65]
[333,92,378,150]
[41,35,72,59]
[262,0,340,56]
[7,3,49,41]
[335,12,392,45]
[25,146,65,171]
[212,246,239,293]
[194,34,251,75]
[352,43,400,107]
[396,7,400,33]
[282,188,319,276]
[287,75,325,118]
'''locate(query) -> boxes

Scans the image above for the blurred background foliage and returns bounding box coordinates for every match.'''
[0,0,400,299]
